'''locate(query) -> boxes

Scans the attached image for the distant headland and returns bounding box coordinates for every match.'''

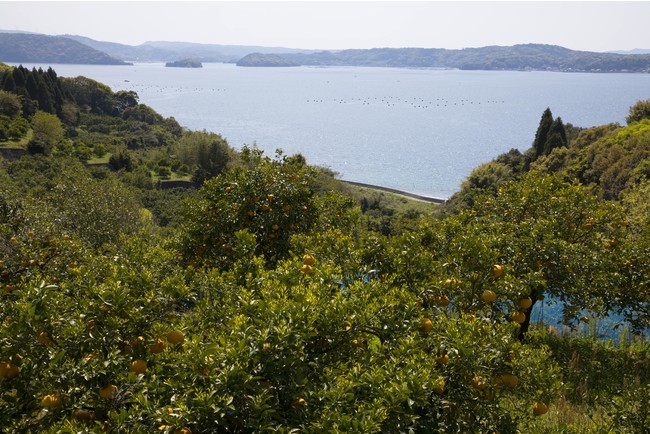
[165,58,203,68]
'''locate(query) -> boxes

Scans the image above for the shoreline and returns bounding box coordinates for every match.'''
[341,180,447,204]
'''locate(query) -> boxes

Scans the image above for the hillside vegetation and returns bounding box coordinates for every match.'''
[0,63,649,433]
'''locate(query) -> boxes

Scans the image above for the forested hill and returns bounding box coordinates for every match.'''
[0,33,129,65]
[277,44,650,72]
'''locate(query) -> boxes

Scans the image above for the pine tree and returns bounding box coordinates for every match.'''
[12,66,27,88]
[543,117,568,155]
[2,72,16,92]
[533,108,553,157]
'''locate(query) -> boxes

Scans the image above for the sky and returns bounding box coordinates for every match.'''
[0,1,648,52]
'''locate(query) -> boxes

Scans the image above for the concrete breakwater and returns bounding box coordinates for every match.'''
[342,180,447,204]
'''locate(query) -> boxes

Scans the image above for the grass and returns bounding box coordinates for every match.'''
[522,326,650,433]
[346,183,438,215]
[152,171,193,182]
[0,129,32,149]
[85,153,112,165]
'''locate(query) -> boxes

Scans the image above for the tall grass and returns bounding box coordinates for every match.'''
[525,326,649,433]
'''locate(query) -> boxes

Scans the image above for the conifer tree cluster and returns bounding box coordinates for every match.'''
[533,108,567,157]
[0,65,73,119]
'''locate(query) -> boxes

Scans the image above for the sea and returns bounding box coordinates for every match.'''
[12,62,650,199]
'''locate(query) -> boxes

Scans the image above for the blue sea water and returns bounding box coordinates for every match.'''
[14,63,650,198]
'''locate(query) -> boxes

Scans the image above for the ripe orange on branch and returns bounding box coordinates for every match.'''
[420,317,433,333]
[435,353,449,365]
[37,331,53,346]
[511,311,526,324]
[434,295,450,307]
[533,401,549,416]
[481,290,497,303]
[517,297,533,310]
[498,373,519,388]
[129,359,147,374]
[99,384,118,399]
[302,254,316,266]
[40,394,61,408]
[0,361,19,378]
[471,376,488,390]
[149,338,166,353]
[167,330,185,344]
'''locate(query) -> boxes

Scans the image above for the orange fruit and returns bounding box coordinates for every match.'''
[129,359,147,374]
[434,295,450,307]
[0,361,19,378]
[517,297,533,310]
[420,317,433,333]
[533,401,549,416]
[492,264,504,278]
[302,254,316,266]
[435,354,449,365]
[37,331,52,346]
[99,384,118,399]
[499,373,519,388]
[481,290,497,303]
[40,394,61,407]
[72,408,96,421]
[149,338,166,353]
[433,378,446,395]
[300,264,313,274]
[471,376,488,390]
[511,311,526,324]
[166,330,185,344]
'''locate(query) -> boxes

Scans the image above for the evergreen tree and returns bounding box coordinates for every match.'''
[543,117,568,155]
[34,72,55,114]
[24,70,39,101]
[2,71,16,92]
[12,66,26,88]
[533,108,553,157]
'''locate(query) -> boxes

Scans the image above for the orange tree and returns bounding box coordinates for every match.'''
[472,171,640,336]
[66,242,560,433]
[369,171,639,337]
[2,167,563,432]
[178,147,318,270]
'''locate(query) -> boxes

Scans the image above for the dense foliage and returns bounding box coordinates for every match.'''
[1,65,648,433]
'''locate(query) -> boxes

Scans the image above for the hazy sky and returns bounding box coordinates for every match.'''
[1,1,648,52]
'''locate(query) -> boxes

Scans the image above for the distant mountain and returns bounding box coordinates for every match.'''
[3,30,649,72]
[277,44,650,72]
[142,41,313,62]
[609,48,650,55]
[0,33,129,65]
[236,53,298,67]
[61,34,178,62]
[63,35,314,63]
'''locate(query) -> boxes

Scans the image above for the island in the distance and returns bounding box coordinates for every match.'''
[236,52,298,67]
[165,58,202,68]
